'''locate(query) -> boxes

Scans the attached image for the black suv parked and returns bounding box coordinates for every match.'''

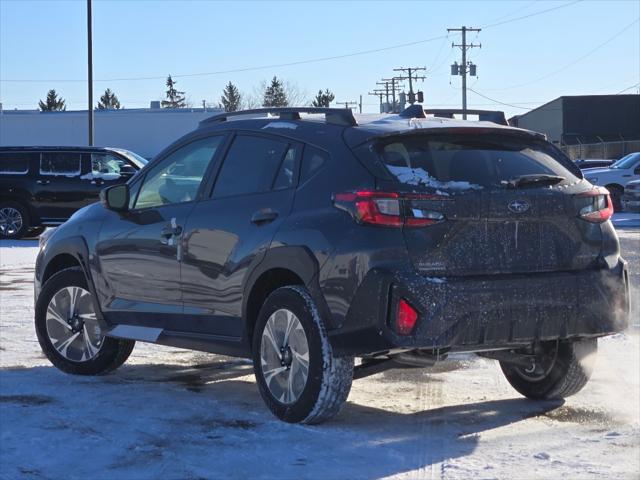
[0,146,146,239]
[34,107,629,424]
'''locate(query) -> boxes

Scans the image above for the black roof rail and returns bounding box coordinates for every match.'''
[399,106,508,126]
[200,107,357,127]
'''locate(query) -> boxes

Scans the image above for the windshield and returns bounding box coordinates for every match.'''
[610,152,639,169]
[112,148,148,169]
[368,133,580,189]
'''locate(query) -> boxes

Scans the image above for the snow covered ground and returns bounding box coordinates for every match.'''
[1,218,639,479]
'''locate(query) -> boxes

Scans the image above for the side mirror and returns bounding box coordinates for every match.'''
[634,166,640,175]
[120,164,137,176]
[101,184,129,212]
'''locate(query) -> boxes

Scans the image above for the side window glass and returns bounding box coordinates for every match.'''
[40,152,81,176]
[0,152,30,175]
[300,146,328,183]
[134,136,222,209]
[89,154,125,180]
[273,146,298,190]
[213,135,288,198]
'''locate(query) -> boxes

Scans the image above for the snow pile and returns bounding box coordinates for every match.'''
[386,165,482,191]
[1,233,639,479]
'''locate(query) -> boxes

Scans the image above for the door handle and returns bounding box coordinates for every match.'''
[91,179,104,185]
[36,179,50,185]
[251,209,279,224]
[161,224,183,238]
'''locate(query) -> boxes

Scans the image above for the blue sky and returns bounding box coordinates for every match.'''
[1,0,638,117]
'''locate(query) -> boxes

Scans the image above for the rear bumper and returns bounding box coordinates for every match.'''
[329,259,630,356]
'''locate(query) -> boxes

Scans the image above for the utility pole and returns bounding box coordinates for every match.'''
[447,26,481,119]
[359,94,362,114]
[376,81,391,107]
[87,0,94,145]
[393,67,426,105]
[369,90,385,112]
[336,100,358,110]
[380,78,403,113]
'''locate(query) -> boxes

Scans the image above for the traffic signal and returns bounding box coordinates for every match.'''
[417,91,424,103]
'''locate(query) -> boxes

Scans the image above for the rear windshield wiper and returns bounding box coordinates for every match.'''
[502,174,565,189]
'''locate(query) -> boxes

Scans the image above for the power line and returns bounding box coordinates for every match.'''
[468,88,532,110]
[483,17,640,91]
[480,0,583,29]
[0,1,583,84]
[616,83,640,94]
[480,0,539,27]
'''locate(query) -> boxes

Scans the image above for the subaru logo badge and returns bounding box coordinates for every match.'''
[508,200,530,213]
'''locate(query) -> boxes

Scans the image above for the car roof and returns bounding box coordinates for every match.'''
[192,111,543,152]
[344,113,542,146]
[0,146,123,154]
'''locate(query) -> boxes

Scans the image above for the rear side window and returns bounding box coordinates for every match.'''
[0,152,30,174]
[213,135,289,198]
[273,146,298,190]
[369,134,580,189]
[300,146,327,183]
[40,152,81,176]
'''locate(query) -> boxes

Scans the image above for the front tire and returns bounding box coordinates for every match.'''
[26,226,46,238]
[252,286,354,424]
[500,338,597,400]
[35,268,135,375]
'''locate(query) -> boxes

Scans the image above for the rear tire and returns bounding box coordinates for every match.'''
[500,338,597,400]
[252,286,354,424]
[0,201,30,239]
[35,268,135,375]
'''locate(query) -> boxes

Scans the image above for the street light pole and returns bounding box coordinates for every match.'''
[87,0,94,146]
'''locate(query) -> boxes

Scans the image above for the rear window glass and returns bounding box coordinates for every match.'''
[369,134,580,189]
[40,152,81,176]
[0,153,30,174]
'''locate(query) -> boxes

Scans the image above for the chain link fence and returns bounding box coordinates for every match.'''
[561,140,640,161]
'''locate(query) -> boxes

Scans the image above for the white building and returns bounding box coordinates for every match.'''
[0,104,224,159]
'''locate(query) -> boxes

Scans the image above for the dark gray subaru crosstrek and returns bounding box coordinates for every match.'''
[34,107,630,424]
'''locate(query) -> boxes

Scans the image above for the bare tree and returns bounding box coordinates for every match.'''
[283,80,309,106]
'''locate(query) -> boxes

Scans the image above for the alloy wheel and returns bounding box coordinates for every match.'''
[0,207,23,237]
[45,286,104,362]
[260,308,310,404]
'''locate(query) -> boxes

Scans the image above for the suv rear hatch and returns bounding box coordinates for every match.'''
[349,129,611,276]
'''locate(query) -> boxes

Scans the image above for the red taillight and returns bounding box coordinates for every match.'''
[578,189,613,223]
[396,299,418,335]
[334,190,446,227]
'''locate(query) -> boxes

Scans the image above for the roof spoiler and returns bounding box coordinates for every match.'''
[399,105,509,126]
[200,107,357,127]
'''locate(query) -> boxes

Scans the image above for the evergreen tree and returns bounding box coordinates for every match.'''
[220,81,242,112]
[161,75,186,108]
[38,89,66,111]
[97,88,121,109]
[262,76,288,107]
[311,89,335,108]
